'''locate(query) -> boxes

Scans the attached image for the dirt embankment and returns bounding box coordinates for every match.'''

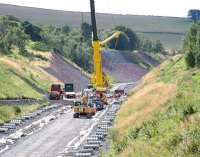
[102,50,157,83]
[42,53,89,91]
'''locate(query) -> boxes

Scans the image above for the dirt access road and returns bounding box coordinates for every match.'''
[1,110,105,157]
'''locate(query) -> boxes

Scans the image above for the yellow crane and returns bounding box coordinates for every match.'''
[90,0,121,91]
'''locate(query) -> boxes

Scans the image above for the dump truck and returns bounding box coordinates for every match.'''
[63,83,76,106]
[49,84,63,100]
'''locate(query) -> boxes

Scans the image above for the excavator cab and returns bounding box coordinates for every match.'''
[73,100,96,118]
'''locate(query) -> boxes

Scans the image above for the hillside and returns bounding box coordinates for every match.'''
[0,51,89,99]
[0,3,192,49]
[104,55,200,157]
[102,50,160,83]
[42,53,89,92]
[0,49,158,99]
[0,13,161,98]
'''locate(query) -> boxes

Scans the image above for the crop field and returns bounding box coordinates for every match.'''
[0,3,192,49]
[139,32,185,49]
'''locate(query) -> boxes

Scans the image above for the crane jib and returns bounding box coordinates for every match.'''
[90,0,98,41]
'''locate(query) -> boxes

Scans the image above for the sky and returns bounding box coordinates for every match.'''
[0,0,199,17]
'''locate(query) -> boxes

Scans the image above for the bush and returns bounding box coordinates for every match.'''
[32,42,50,51]
[139,120,159,139]
[127,127,140,140]
[13,106,21,115]
[0,15,29,55]
[109,26,139,51]
[168,134,183,150]
[182,104,198,118]
[180,128,200,155]
[183,22,200,68]
[113,136,128,154]
[22,21,42,41]
[140,38,165,53]
[185,51,195,68]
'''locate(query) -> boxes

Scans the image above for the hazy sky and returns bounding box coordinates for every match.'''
[0,0,199,17]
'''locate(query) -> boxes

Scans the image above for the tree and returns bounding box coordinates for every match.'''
[22,21,42,41]
[188,10,200,22]
[185,51,195,67]
[0,16,28,55]
[62,25,70,34]
[153,40,164,53]
[109,32,129,50]
[183,21,200,67]
[109,26,139,51]
[141,39,153,52]
[81,22,92,43]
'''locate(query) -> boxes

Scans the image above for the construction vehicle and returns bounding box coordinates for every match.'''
[114,89,125,98]
[99,93,108,105]
[73,99,96,118]
[89,95,104,111]
[89,0,122,92]
[63,83,76,106]
[49,84,63,100]
[87,84,93,89]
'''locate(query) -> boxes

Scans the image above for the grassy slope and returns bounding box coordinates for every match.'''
[0,51,60,99]
[104,56,200,157]
[0,50,60,124]
[0,104,41,124]
[0,3,192,49]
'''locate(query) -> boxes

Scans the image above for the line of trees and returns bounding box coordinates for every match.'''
[108,26,164,53]
[0,15,93,72]
[0,15,164,72]
[0,15,28,55]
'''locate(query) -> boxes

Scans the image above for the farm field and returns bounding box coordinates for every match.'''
[0,3,192,49]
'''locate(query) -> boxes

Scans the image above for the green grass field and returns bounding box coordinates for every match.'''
[0,62,42,99]
[0,52,54,124]
[140,32,185,49]
[104,56,200,157]
[0,3,192,49]
[0,52,56,99]
[0,104,41,124]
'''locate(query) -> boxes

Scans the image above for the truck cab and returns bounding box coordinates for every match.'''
[89,95,104,111]
[49,84,63,100]
[63,83,76,106]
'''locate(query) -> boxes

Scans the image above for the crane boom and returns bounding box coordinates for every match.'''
[90,0,98,41]
[100,31,121,46]
[90,0,121,91]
